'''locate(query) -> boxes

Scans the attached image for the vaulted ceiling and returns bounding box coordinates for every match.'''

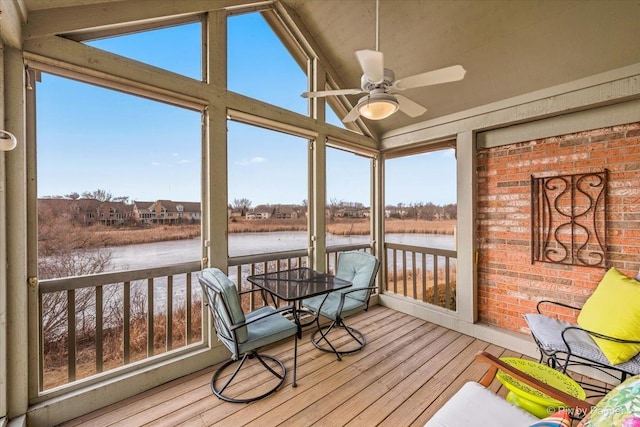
[20,0,640,137]
[282,0,640,136]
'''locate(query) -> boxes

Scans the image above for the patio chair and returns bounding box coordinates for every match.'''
[198,268,297,403]
[524,267,640,394]
[302,251,380,360]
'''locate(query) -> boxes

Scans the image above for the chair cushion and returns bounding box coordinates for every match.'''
[577,374,640,426]
[423,381,537,426]
[577,267,640,365]
[238,306,298,355]
[201,268,248,343]
[303,291,366,321]
[335,251,378,302]
[524,313,640,375]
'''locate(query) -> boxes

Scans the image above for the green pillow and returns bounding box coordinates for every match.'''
[577,267,640,365]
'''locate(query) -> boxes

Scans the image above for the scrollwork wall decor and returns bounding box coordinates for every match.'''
[531,170,608,268]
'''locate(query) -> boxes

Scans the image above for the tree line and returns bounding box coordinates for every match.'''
[232,198,457,220]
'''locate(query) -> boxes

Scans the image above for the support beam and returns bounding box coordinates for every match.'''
[0,40,7,423]
[372,153,383,290]
[310,136,326,271]
[205,10,228,272]
[456,131,477,323]
[23,0,249,39]
[5,46,28,419]
[309,58,326,271]
[23,35,375,150]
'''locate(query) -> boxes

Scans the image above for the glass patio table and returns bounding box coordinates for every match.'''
[247,267,352,387]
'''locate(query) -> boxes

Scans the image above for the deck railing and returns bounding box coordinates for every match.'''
[384,242,457,310]
[228,244,372,311]
[37,241,454,391]
[38,261,203,391]
[228,249,310,311]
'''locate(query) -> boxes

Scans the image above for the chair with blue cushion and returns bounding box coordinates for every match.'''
[302,251,380,360]
[198,268,298,403]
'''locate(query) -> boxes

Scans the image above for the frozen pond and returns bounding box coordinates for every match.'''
[107,231,455,271]
[99,231,455,307]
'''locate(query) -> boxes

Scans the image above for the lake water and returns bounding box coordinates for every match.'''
[107,231,455,271]
[102,231,455,307]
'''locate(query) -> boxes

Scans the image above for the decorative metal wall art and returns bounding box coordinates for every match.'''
[531,170,608,268]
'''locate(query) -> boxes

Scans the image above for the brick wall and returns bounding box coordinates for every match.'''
[476,122,640,334]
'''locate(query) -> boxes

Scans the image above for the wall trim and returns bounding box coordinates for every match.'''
[478,99,640,148]
[381,63,640,149]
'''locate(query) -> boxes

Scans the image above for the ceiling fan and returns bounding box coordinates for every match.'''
[301,0,466,123]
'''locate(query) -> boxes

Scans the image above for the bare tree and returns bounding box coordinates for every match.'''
[38,204,112,341]
[113,196,130,204]
[232,198,252,209]
[443,203,457,220]
[65,192,80,200]
[328,197,341,221]
[81,189,113,202]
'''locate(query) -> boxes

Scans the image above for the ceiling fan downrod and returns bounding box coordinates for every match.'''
[375,0,380,52]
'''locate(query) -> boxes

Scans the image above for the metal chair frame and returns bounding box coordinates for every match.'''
[531,300,640,395]
[199,273,295,403]
[310,286,377,360]
[308,252,380,361]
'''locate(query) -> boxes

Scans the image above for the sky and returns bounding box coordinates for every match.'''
[36,12,456,207]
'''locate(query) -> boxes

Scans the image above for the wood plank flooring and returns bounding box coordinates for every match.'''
[59,306,602,427]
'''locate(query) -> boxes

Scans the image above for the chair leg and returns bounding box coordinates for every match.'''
[311,318,367,361]
[210,351,287,403]
[312,319,342,361]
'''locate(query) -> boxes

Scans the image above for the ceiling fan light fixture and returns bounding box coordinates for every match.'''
[356,93,399,120]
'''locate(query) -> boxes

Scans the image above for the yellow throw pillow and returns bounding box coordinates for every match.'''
[577,267,640,365]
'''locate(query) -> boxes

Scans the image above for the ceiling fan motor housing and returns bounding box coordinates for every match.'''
[361,68,396,91]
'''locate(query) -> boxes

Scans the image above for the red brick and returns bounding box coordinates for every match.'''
[477,122,640,334]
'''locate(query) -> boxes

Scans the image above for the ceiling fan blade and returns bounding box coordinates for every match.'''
[396,94,427,117]
[301,88,364,98]
[342,106,361,123]
[356,49,384,84]
[393,65,466,90]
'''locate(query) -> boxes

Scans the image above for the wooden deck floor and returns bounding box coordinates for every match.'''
[60,306,604,427]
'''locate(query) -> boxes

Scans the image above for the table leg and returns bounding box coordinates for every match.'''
[292,332,298,387]
[292,305,301,388]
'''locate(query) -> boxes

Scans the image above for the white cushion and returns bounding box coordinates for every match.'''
[424,382,538,427]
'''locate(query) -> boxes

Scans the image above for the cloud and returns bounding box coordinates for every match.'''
[151,162,161,166]
[234,156,267,166]
[178,159,191,164]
